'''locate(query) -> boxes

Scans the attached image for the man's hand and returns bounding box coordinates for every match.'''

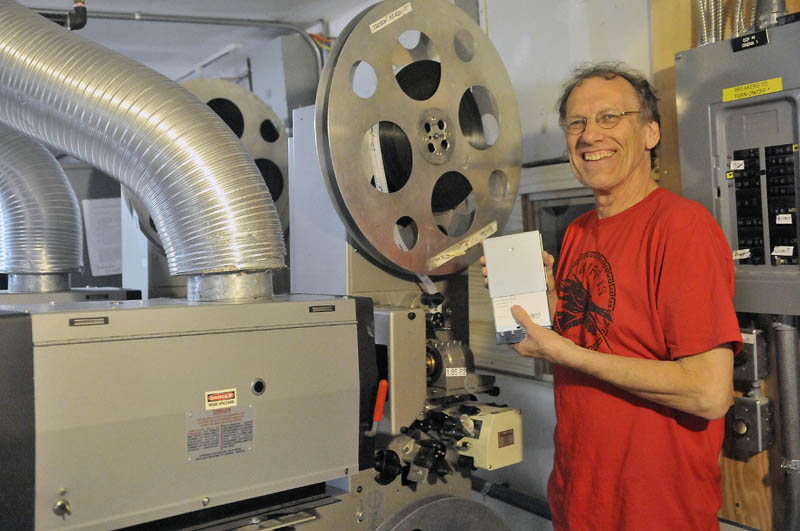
[509,305,567,362]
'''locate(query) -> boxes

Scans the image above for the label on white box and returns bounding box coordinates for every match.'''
[492,290,551,332]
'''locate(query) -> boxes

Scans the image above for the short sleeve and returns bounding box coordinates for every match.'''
[656,207,743,359]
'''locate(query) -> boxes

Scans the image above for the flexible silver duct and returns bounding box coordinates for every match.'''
[0,0,285,299]
[711,0,718,42]
[0,122,82,292]
[734,0,744,37]
[698,0,710,44]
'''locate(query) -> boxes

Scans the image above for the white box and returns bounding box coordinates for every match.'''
[483,230,551,344]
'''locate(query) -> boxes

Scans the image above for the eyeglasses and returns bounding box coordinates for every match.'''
[561,110,642,135]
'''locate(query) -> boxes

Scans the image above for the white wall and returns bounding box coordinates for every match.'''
[486,0,652,163]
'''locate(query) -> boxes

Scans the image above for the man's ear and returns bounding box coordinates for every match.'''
[645,121,660,151]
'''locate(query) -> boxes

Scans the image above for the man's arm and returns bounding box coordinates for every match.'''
[510,306,734,420]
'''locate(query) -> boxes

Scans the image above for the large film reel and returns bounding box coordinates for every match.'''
[316,0,521,276]
[182,78,290,233]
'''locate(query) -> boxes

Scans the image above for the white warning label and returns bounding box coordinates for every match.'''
[186,406,254,461]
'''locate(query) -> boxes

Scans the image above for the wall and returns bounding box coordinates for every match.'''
[484,0,652,164]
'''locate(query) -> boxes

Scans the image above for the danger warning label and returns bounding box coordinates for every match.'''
[205,387,237,410]
[186,406,254,461]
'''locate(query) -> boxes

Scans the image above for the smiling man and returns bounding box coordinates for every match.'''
[484,63,743,529]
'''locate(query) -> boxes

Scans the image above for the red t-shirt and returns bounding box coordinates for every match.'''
[548,187,742,530]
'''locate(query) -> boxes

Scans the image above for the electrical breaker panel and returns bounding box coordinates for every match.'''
[676,20,800,315]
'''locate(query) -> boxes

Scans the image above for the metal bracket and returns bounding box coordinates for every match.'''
[781,459,800,472]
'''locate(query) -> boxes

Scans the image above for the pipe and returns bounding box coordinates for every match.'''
[8,273,70,293]
[0,0,285,301]
[756,0,787,30]
[30,8,323,75]
[774,318,800,531]
[38,0,86,31]
[0,123,82,292]
[716,0,724,42]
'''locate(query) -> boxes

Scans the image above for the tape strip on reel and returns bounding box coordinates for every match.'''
[315,0,521,277]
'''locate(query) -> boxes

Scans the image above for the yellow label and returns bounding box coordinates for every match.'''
[794,144,798,152]
[726,171,734,179]
[723,77,783,102]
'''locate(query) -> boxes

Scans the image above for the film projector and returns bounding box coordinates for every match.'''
[0,1,525,529]
[288,0,524,528]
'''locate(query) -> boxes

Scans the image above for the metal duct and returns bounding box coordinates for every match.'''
[734,0,745,37]
[698,0,710,44]
[0,0,285,299]
[756,0,787,29]
[0,122,82,292]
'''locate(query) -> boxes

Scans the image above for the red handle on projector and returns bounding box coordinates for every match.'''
[373,379,389,422]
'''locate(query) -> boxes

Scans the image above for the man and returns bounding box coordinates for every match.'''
[482,63,742,529]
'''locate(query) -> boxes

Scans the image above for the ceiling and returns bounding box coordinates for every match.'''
[19,0,371,27]
[16,0,371,78]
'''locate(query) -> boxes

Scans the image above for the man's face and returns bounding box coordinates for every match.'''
[563,76,659,194]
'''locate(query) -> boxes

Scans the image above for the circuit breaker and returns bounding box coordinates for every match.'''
[676,19,800,315]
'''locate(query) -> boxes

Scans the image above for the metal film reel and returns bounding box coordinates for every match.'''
[316,0,521,276]
[182,78,290,234]
[374,496,511,531]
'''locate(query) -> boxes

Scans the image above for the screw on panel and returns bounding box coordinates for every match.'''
[356,511,365,522]
[52,499,71,518]
[202,497,210,506]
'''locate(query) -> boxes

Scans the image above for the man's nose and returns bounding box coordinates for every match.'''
[580,118,604,142]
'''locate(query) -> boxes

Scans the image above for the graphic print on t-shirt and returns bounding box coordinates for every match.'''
[555,251,616,350]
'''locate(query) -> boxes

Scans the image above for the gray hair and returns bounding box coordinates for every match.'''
[557,62,660,165]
